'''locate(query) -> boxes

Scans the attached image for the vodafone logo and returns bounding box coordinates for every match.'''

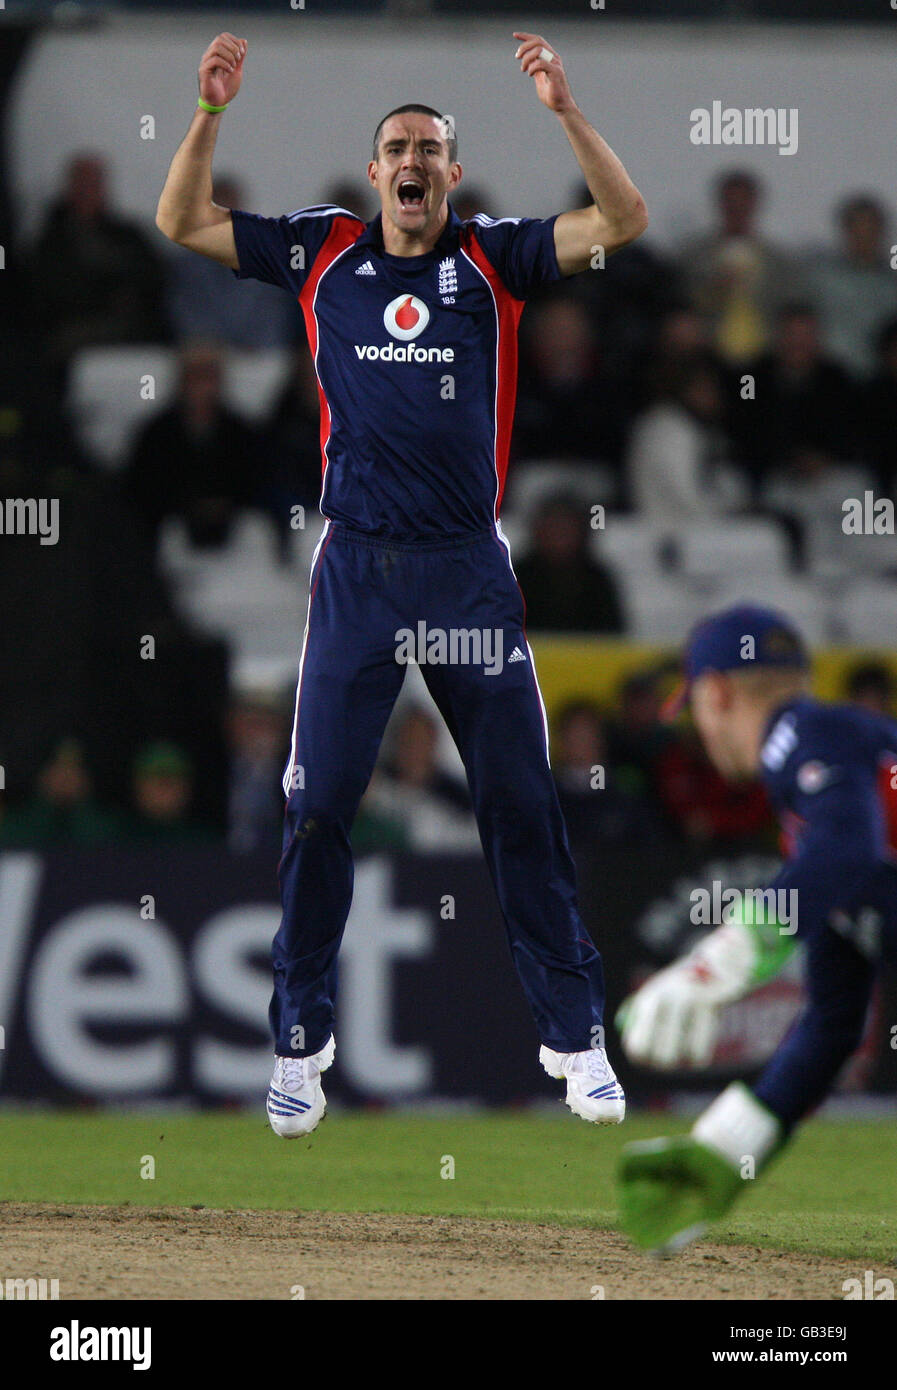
[384,294,430,341]
[355,292,452,363]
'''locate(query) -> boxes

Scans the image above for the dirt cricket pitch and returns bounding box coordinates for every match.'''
[1,1203,852,1300]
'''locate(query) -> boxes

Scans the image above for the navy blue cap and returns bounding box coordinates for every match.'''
[663,604,809,719]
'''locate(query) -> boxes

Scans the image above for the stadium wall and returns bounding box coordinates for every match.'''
[9,15,897,249]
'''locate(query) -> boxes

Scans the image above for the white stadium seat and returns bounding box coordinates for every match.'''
[591,515,670,582]
[505,459,616,527]
[707,576,831,645]
[674,518,791,581]
[67,346,175,469]
[836,579,897,646]
[159,508,304,677]
[614,574,707,642]
[222,348,292,422]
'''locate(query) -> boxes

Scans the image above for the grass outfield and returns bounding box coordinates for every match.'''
[0,1109,894,1262]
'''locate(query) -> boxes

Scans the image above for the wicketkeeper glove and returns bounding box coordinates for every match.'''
[615,900,796,1070]
[618,1082,784,1253]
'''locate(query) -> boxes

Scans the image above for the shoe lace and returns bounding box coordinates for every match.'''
[278,1055,307,1091]
[584,1047,611,1081]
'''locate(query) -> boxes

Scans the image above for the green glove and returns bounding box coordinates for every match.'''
[618,1135,744,1253]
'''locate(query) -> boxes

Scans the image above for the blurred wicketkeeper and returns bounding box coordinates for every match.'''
[616,604,897,1252]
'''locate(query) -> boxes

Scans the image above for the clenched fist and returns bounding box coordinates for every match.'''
[198,32,248,109]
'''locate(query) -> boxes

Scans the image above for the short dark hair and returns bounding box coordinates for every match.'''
[372,104,457,163]
[846,661,894,700]
[715,168,761,199]
[837,192,886,228]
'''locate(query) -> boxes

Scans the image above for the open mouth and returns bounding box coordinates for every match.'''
[397,178,426,209]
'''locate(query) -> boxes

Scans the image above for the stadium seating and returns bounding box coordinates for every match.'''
[159,511,303,682]
[673,518,792,582]
[506,459,617,528]
[67,345,291,469]
[837,579,897,646]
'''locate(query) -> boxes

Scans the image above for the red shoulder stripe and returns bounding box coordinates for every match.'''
[462,225,524,519]
[299,216,365,479]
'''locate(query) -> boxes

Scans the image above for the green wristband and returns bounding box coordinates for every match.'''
[731,896,798,986]
[197,96,228,114]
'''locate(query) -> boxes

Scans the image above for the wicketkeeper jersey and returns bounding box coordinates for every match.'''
[231,201,562,541]
[759,695,897,951]
[753,695,897,1128]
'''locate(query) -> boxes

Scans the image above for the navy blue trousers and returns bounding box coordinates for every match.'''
[271,521,606,1058]
[754,914,877,1130]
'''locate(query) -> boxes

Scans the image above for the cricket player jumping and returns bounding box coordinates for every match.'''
[616,605,897,1251]
[156,32,648,1134]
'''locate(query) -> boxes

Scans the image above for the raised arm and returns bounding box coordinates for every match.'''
[155,32,248,267]
[514,31,648,275]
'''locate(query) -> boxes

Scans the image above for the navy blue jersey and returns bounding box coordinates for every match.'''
[753,695,897,1127]
[231,201,563,541]
[759,695,897,959]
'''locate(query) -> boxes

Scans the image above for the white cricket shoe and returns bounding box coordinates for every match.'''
[540,1044,626,1124]
[266,1035,336,1138]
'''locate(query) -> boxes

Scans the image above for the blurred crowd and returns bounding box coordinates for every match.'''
[2,152,897,854]
[1,655,893,858]
[17,159,897,559]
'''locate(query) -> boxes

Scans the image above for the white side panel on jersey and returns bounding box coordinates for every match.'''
[287,204,363,223]
[282,519,332,797]
[494,519,552,767]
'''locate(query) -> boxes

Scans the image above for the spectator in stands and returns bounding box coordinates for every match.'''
[451,186,494,222]
[806,194,897,379]
[861,316,897,498]
[259,344,327,544]
[164,174,299,350]
[227,688,290,854]
[654,726,775,846]
[351,772,412,853]
[122,742,215,845]
[322,178,374,221]
[513,493,624,633]
[0,738,121,848]
[28,152,168,383]
[552,700,654,847]
[677,170,795,365]
[124,339,261,548]
[563,180,684,379]
[363,706,478,853]
[514,295,628,467]
[731,302,859,490]
[626,352,748,520]
[630,304,714,415]
[749,305,871,569]
[604,667,677,804]
[844,661,896,717]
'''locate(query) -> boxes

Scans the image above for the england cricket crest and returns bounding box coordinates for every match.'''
[438,255,458,302]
